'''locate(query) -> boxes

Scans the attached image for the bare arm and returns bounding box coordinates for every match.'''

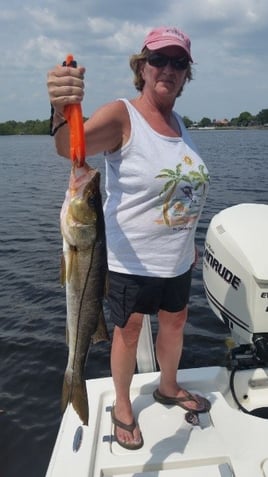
[47,64,129,159]
[84,101,129,156]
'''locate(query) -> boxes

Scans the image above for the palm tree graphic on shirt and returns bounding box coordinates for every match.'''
[155,160,209,227]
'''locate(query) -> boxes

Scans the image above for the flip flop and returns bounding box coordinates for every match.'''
[153,388,211,413]
[111,406,144,450]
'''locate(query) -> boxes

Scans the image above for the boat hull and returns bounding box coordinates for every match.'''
[46,366,268,477]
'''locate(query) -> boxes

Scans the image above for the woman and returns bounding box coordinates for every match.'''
[47,26,210,450]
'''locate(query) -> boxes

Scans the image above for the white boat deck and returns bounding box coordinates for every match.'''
[46,366,268,477]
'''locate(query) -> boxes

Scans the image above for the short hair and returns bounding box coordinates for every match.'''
[129,47,193,97]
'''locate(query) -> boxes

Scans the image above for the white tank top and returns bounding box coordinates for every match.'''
[104,99,209,277]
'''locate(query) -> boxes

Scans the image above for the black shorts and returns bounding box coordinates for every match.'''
[107,269,192,328]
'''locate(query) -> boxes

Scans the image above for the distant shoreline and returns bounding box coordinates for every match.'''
[0,125,267,136]
[189,125,268,131]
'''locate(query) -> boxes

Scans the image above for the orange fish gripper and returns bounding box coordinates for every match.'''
[63,54,85,167]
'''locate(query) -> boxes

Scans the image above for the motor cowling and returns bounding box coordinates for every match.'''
[203,203,268,363]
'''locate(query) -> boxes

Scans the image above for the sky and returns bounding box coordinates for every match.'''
[0,0,267,123]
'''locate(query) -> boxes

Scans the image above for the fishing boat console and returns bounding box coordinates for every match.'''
[46,203,268,477]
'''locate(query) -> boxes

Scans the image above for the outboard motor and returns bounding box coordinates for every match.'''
[203,203,268,368]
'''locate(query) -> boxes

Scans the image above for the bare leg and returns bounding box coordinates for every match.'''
[111,312,143,446]
[156,307,188,395]
[156,307,208,411]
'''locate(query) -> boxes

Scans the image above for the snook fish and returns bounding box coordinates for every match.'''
[60,163,109,425]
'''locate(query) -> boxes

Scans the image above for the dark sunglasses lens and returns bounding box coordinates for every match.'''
[172,57,189,70]
[147,53,168,67]
[147,53,189,70]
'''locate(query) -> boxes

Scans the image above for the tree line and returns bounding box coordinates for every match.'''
[0,119,50,135]
[183,109,268,129]
[0,109,268,135]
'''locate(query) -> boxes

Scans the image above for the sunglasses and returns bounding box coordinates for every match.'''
[146,52,190,71]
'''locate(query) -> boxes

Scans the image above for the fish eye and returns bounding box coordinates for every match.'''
[87,196,96,206]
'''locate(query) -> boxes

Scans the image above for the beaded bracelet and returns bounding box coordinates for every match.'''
[49,105,67,136]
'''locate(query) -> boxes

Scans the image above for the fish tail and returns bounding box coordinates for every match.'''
[61,372,89,425]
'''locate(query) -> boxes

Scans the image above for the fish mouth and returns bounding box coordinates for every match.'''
[70,165,101,198]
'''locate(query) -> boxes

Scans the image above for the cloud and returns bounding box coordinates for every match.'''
[0,0,267,121]
[89,21,148,53]
[88,0,167,21]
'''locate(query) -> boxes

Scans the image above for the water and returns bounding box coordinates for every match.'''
[0,130,267,476]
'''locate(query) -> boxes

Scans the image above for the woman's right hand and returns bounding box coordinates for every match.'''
[47,64,86,115]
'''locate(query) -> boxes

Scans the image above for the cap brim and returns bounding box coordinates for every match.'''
[145,39,193,62]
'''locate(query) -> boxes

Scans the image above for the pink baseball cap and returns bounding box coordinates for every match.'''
[142,26,193,62]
